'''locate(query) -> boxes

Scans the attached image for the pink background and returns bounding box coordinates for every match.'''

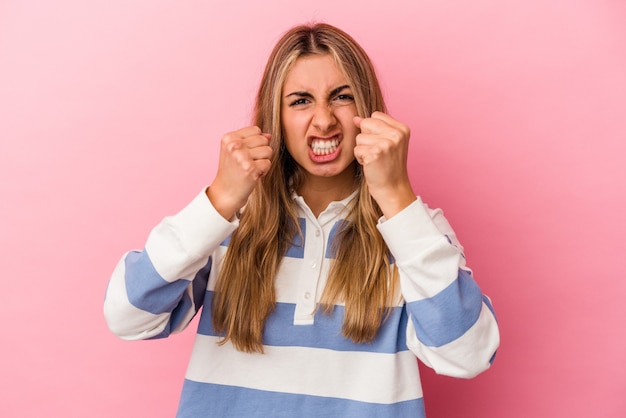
[1,1,625,417]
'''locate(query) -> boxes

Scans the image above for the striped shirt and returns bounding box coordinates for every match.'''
[104,189,499,417]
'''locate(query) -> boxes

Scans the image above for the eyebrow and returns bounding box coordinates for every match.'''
[329,84,351,97]
[285,84,351,99]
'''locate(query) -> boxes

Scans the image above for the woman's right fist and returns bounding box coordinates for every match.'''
[207,126,273,220]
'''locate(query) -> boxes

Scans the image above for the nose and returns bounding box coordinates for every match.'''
[312,103,337,133]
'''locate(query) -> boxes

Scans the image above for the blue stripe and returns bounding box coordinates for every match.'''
[481,295,498,364]
[146,291,193,340]
[406,269,483,347]
[124,250,191,314]
[325,219,346,258]
[177,380,425,418]
[199,292,409,354]
[145,260,211,340]
[489,349,498,365]
[220,219,306,258]
[324,220,395,265]
[285,218,306,258]
[192,258,211,308]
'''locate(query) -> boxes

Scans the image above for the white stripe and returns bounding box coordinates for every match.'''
[378,198,464,301]
[185,334,423,404]
[146,190,237,283]
[146,227,212,283]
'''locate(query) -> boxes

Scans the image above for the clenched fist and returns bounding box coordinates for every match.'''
[207,126,273,220]
[353,112,416,218]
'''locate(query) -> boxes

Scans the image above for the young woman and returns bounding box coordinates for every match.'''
[104,23,499,417]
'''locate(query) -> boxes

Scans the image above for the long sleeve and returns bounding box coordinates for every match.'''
[104,189,238,340]
[377,197,499,378]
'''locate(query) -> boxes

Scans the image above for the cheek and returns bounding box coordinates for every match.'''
[282,119,308,154]
[340,117,359,141]
[282,112,309,136]
[336,106,358,129]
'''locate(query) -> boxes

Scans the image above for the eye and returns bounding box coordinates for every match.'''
[332,94,354,106]
[289,98,310,107]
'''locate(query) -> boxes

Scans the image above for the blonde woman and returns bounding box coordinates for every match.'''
[104,23,499,417]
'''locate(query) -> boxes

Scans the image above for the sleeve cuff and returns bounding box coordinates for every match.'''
[146,188,239,261]
[376,197,447,263]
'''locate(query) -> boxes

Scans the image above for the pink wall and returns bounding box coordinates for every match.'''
[1,1,624,416]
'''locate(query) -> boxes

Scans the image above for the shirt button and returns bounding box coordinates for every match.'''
[304,292,311,299]
[311,262,317,269]
[315,229,320,237]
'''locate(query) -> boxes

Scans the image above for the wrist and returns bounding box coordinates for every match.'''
[205,186,242,221]
[371,183,416,219]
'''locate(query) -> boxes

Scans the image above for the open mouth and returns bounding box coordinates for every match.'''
[310,135,340,156]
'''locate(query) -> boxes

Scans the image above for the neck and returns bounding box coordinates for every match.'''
[297,166,357,217]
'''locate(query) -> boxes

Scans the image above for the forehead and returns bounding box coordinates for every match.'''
[283,54,348,92]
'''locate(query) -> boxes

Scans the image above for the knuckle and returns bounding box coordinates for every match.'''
[225,139,242,152]
[398,122,410,137]
[390,130,403,142]
[253,161,270,179]
[240,160,253,173]
[222,131,236,142]
[376,140,392,154]
[367,146,381,160]
[260,160,271,172]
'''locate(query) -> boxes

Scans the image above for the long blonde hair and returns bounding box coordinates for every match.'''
[212,23,398,353]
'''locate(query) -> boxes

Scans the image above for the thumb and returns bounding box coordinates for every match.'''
[353,115,364,128]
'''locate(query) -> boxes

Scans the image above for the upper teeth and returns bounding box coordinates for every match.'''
[311,139,339,155]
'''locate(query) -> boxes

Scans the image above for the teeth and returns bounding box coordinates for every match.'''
[311,139,339,155]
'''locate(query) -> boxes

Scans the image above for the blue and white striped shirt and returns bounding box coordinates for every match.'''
[104,189,499,417]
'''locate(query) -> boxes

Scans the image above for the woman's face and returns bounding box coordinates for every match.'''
[281,54,359,183]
